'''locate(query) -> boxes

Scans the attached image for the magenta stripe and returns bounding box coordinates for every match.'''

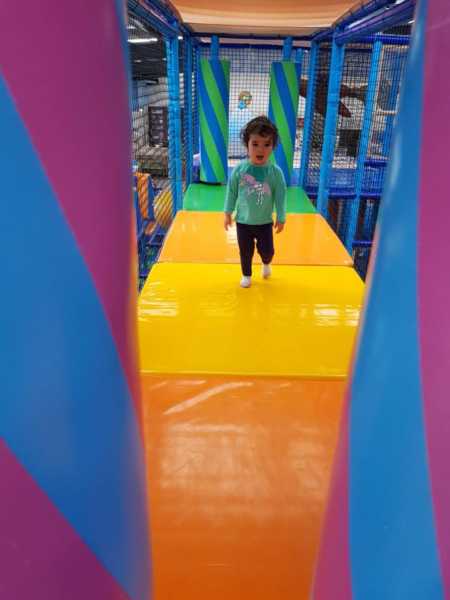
[313,398,352,599]
[419,0,450,594]
[0,2,140,417]
[0,440,130,599]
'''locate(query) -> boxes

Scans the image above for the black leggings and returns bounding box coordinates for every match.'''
[236,222,274,277]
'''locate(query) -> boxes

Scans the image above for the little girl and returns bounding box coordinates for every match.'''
[224,116,287,288]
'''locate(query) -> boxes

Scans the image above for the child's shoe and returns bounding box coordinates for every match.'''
[262,263,272,279]
[240,276,252,288]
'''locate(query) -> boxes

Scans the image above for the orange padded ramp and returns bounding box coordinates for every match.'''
[141,373,346,600]
[158,211,352,266]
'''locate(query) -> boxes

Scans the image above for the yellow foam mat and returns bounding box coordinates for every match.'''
[138,263,364,377]
[158,211,352,266]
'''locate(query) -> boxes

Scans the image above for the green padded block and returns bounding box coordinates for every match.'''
[286,187,317,214]
[183,184,316,214]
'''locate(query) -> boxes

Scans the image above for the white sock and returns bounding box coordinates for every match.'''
[262,263,272,278]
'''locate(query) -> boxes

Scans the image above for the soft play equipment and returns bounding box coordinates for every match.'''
[0,2,151,598]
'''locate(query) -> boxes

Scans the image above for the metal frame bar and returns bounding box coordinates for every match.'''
[299,43,317,188]
[141,0,178,22]
[335,0,415,44]
[381,48,405,155]
[312,28,334,42]
[282,37,293,60]
[341,34,410,45]
[192,32,311,41]
[211,35,220,59]
[199,42,307,51]
[128,0,178,38]
[184,37,194,186]
[193,44,201,155]
[344,39,383,251]
[316,38,345,217]
[166,36,183,213]
[333,0,396,29]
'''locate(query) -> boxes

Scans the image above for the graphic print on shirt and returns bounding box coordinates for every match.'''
[240,174,271,206]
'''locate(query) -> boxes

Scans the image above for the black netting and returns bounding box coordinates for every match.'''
[299,34,409,280]
[128,11,176,287]
[303,45,332,193]
[201,45,281,164]
[333,46,372,183]
[294,49,309,171]
[367,44,409,161]
[353,40,409,279]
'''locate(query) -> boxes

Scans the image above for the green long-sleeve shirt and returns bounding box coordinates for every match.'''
[224,160,287,225]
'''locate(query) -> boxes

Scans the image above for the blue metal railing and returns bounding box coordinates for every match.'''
[184,36,194,187]
[344,39,383,252]
[299,43,318,188]
[166,36,183,214]
[282,37,293,61]
[316,38,345,217]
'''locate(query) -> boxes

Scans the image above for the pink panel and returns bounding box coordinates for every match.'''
[419,0,450,591]
[0,440,130,599]
[0,1,140,417]
[313,400,352,599]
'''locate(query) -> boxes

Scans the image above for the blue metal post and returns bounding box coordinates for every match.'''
[344,39,383,251]
[334,0,415,43]
[282,36,293,61]
[381,48,404,155]
[299,43,318,189]
[211,35,220,59]
[129,0,179,38]
[184,36,194,187]
[193,44,200,155]
[316,38,345,217]
[165,35,183,214]
[334,0,396,30]
[294,48,304,185]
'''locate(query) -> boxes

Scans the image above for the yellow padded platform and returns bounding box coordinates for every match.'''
[138,263,363,377]
[158,211,352,266]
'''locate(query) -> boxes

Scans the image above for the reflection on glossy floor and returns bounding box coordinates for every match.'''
[159,211,352,266]
[183,183,316,214]
[138,263,363,377]
[142,374,346,600]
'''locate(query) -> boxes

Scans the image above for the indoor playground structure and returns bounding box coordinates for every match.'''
[3,0,450,599]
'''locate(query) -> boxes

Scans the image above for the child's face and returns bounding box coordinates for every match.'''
[247,133,273,166]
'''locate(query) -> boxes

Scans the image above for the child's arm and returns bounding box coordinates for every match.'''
[224,167,239,230]
[273,167,287,233]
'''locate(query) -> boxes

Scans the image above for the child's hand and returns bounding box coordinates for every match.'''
[274,221,285,234]
[224,213,232,230]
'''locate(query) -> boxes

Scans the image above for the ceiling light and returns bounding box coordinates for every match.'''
[128,37,158,44]
[178,35,183,40]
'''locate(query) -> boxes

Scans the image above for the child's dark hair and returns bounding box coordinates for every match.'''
[241,116,279,148]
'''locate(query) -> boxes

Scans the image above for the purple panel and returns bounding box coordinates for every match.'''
[313,400,352,599]
[419,0,450,592]
[0,1,140,417]
[0,440,130,599]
